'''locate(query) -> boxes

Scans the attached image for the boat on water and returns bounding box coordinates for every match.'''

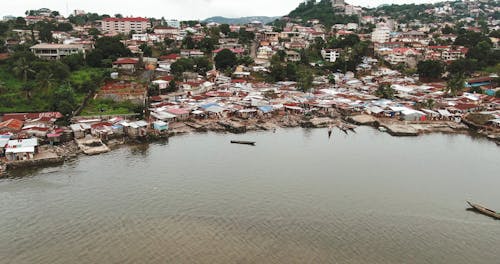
[230,140,256,146]
[467,201,500,220]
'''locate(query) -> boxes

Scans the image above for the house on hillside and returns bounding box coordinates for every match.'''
[112,58,140,72]
[30,44,90,60]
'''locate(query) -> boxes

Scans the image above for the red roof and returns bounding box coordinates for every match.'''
[150,96,163,102]
[0,53,9,60]
[468,77,493,84]
[159,54,180,61]
[428,45,449,49]
[0,119,24,131]
[2,112,63,121]
[454,103,478,110]
[103,17,149,22]
[91,122,113,129]
[167,108,190,115]
[113,58,139,65]
[159,75,174,81]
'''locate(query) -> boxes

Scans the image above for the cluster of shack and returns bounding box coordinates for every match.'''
[1,69,499,170]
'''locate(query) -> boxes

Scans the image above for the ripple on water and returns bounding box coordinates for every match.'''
[0,128,499,264]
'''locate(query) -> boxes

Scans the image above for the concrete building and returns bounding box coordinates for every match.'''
[30,44,89,60]
[101,17,151,34]
[371,26,391,43]
[166,20,181,28]
[321,49,341,62]
[332,0,346,9]
[285,50,301,62]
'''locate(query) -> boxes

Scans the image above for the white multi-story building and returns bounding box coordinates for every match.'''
[371,26,391,43]
[30,44,90,60]
[101,17,151,34]
[166,20,180,29]
[321,49,341,62]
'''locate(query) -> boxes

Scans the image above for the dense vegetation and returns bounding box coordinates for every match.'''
[287,0,358,27]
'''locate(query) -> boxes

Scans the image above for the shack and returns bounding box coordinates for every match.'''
[5,138,38,161]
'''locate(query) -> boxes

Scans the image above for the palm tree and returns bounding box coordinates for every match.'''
[447,74,465,97]
[36,70,56,93]
[21,83,33,99]
[13,57,34,82]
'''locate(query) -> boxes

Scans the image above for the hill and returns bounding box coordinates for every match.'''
[287,0,358,27]
[203,16,279,25]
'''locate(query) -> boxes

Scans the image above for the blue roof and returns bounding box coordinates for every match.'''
[200,103,220,109]
[258,106,273,113]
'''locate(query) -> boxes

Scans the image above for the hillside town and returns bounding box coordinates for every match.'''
[0,0,499,174]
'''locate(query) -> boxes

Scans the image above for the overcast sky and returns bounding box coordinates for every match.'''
[3,0,439,20]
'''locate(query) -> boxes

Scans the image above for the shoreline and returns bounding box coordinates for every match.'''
[1,114,498,177]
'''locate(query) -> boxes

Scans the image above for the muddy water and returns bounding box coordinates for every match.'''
[1,127,499,263]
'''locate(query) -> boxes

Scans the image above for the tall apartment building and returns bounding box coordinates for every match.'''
[371,26,391,43]
[101,17,151,34]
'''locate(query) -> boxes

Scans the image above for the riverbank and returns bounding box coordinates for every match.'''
[1,112,498,177]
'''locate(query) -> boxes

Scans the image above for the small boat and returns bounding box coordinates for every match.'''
[378,126,387,132]
[467,201,500,220]
[230,140,256,146]
[337,125,349,135]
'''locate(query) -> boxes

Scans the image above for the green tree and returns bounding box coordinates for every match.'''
[446,74,465,96]
[62,53,85,71]
[139,43,153,57]
[198,37,216,53]
[238,28,255,44]
[0,22,9,36]
[148,83,160,96]
[237,56,254,67]
[52,84,77,117]
[171,58,195,79]
[38,24,54,42]
[193,56,212,75]
[467,41,495,68]
[88,28,101,39]
[454,31,491,48]
[167,80,178,93]
[496,90,500,98]
[269,63,286,82]
[21,83,34,99]
[297,68,313,92]
[56,22,73,32]
[417,60,444,81]
[447,59,477,76]
[425,99,435,109]
[12,57,34,82]
[375,83,395,99]
[219,24,230,35]
[86,50,104,67]
[36,70,56,93]
[94,36,131,61]
[214,49,237,70]
[182,36,195,49]
[285,63,298,81]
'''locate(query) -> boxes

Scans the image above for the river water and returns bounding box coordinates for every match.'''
[1,127,499,264]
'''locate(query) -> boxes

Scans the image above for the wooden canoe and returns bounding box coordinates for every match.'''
[467,201,500,220]
[230,140,255,146]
